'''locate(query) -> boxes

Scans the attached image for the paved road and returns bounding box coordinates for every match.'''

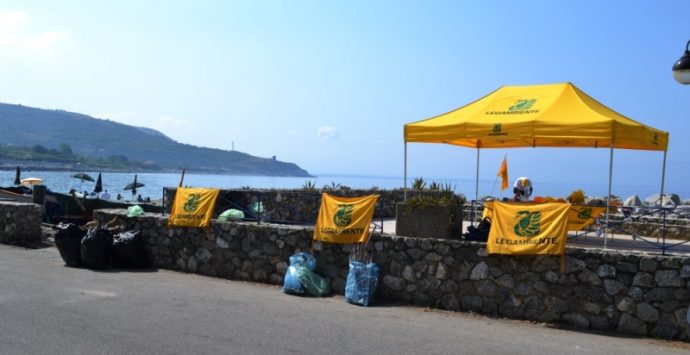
[1,244,688,355]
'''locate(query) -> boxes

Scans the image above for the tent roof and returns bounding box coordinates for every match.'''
[404,82,668,151]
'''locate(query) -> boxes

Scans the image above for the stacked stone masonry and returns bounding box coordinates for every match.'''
[95,209,690,341]
[0,201,42,246]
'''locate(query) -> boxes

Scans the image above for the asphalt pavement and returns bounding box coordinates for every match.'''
[0,244,688,355]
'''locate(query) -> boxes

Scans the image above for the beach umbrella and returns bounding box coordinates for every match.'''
[20,177,44,186]
[71,172,94,191]
[124,174,144,195]
[13,166,21,185]
[71,172,94,182]
[93,173,103,194]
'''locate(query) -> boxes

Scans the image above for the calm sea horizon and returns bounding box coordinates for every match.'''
[0,169,681,202]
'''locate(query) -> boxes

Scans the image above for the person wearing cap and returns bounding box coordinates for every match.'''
[513,177,533,202]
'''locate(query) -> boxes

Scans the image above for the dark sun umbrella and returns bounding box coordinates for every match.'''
[71,172,94,191]
[124,174,145,195]
[14,166,21,185]
[93,173,103,194]
[71,172,95,182]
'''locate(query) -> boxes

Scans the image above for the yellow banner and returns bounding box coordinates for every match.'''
[567,206,606,231]
[483,202,606,231]
[487,202,570,255]
[313,193,379,244]
[168,188,220,228]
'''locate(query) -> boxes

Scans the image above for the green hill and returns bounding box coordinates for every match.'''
[0,103,311,176]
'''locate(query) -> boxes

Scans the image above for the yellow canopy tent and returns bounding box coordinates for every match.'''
[403,82,670,248]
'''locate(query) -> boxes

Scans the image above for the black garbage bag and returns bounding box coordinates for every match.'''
[80,227,113,269]
[111,230,150,268]
[54,223,86,267]
[464,217,491,242]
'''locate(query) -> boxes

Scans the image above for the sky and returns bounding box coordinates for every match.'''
[1,0,689,199]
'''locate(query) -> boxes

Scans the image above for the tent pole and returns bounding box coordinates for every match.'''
[659,149,668,254]
[404,142,408,201]
[604,143,614,250]
[475,147,480,202]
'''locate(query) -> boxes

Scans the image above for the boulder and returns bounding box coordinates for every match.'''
[644,193,680,207]
[623,195,642,207]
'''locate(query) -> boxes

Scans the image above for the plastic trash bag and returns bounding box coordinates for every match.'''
[345,260,380,306]
[218,209,245,221]
[464,217,491,242]
[250,201,264,216]
[54,223,86,267]
[296,267,330,297]
[283,252,317,295]
[80,227,113,269]
[127,205,144,218]
[111,230,150,268]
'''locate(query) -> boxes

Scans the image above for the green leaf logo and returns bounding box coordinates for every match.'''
[577,207,592,220]
[333,204,354,227]
[183,193,202,212]
[514,210,541,237]
[492,123,502,133]
[508,99,537,112]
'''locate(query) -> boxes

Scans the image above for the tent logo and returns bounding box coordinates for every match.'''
[485,98,539,115]
[514,210,541,237]
[333,204,354,226]
[492,123,502,133]
[509,99,537,112]
[652,133,659,145]
[183,193,202,212]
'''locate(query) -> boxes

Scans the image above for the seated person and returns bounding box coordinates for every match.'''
[513,177,533,202]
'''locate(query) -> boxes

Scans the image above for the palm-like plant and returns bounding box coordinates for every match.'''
[412,177,426,190]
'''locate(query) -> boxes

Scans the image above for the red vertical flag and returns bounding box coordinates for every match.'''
[498,156,509,191]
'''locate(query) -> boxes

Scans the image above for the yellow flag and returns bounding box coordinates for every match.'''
[487,201,570,255]
[498,156,509,191]
[168,187,220,228]
[567,206,606,231]
[313,193,379,244]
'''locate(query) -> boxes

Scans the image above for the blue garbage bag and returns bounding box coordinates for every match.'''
[345,260,380,306]
[283,252,317,295]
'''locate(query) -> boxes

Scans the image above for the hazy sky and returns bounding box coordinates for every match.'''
[1,1,689,198]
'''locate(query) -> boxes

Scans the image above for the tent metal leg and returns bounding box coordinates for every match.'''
[604,144,614,250]
[404,142,408,201]
[475,148,480,202]
[660,149,668,254]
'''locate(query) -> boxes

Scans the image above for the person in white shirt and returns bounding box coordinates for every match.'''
[101,189,111,200]
[513,177,533,202]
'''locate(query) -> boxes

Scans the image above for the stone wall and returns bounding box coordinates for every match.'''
[163,188,449,223]
[94,209,690,341]
[0,201,42,246]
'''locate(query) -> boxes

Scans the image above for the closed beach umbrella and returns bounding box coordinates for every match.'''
[13,166,21,185]
[93,173,103,194]
[178,169,186,187]
[124,174,144,195]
